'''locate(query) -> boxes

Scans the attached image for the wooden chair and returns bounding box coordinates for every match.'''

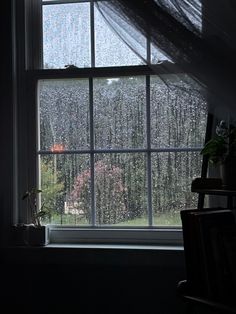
[177,208,236,314]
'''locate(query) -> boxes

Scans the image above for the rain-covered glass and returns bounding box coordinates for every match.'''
[94,5,146,67]
[40,154,91,225]
[150,74,207,148]
[94,77,147,149]
[38,79,90,151]
[152,151,203,226]
[43,2,91,69]
[38,1,208,228]
[94,153,148,226]
[151,43,171,64]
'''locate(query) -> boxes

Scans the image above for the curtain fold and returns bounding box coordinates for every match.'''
[95,0,236,121]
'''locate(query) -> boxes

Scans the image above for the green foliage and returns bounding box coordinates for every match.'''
[39,159,65,225]
[41,160,64,213]
[200,136,227,164]
[201,120,236,165]
[22,188,50,227]
[22,160,64,226]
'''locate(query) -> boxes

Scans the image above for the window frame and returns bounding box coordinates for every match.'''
[13,0,207,246]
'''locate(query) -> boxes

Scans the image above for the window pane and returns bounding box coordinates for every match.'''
[40,154,91,225]
[94,77,146,149]
[152,151,202,226]
[151,43,171,64]
[43,3,90,69]
[38,79,90,151]
[150,74,207,148]
[94,153,148,226]
[94,6,146,67]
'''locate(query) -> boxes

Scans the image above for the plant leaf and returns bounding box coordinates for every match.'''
[22,191,30,200]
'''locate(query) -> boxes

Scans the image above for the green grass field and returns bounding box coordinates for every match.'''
[46,211,181,227]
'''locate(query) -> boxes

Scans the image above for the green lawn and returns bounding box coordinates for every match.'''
[115,212,181,226]
[46,211,181,226]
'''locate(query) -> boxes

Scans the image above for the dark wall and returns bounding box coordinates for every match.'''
[2,247,186,314]
[0,1,14,247]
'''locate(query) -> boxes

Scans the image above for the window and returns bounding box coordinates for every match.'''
[16,0,207,244]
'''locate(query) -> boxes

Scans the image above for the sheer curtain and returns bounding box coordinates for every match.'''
[95,0,236,123]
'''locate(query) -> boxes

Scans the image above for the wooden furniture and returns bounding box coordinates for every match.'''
[178,208,236,314]
[191,178,236,210]
[177,280,236,314]
[178,114,236,312]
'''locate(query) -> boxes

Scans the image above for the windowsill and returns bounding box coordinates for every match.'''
[48,226,183,246]
[46,243,184,250]
[2,243,184,267]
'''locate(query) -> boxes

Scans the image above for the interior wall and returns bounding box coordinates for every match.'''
[0,1,14,247]
[2,247,186,314]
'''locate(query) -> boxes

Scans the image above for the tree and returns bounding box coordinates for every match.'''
[40,159,64,222]
[70,160,127,225]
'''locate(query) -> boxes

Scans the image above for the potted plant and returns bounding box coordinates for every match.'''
[200,120,236,189]
[22,187,51,246]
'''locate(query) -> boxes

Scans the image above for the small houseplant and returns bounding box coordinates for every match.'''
[21,187,51,246]
[200,120,236,188]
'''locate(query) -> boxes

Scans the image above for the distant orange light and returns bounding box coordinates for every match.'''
[51,144,65,152]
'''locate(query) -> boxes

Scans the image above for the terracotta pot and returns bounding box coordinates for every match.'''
[220,157,236,189]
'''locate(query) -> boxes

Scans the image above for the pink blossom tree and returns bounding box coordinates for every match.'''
[70,161,127,224]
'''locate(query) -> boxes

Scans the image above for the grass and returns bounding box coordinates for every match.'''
[116,212,181,226]
[46,211,181,227]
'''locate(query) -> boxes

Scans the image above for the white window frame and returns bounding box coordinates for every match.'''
[13,0,207,246]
